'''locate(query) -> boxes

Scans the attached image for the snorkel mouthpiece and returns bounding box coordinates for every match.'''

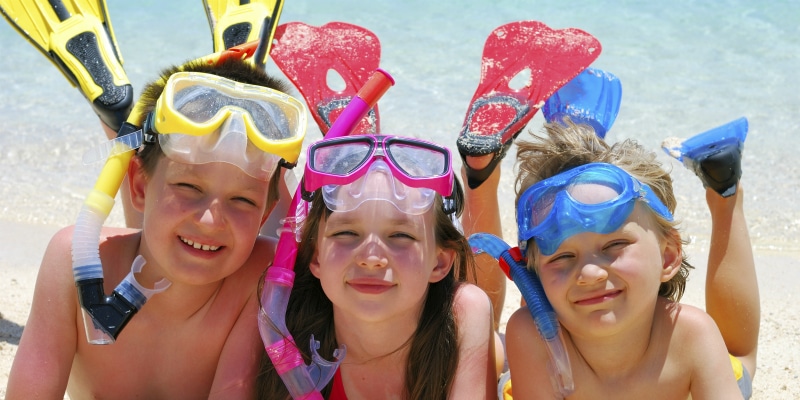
[76,280,137,341]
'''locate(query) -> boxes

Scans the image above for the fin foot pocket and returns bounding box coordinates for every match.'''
[65,31,133,132]
[222,22,254,50]
[661,117,748,198]
[693,145,742,197]
[458,131,518,189]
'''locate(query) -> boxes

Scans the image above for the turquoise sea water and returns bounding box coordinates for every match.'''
[0,0,797,251]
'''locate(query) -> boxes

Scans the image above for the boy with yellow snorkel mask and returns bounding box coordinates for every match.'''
[6,55,306,399]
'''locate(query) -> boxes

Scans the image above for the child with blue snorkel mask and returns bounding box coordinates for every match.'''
[257,134,497,399]
[6,58,306,399]
[502,119,758,399]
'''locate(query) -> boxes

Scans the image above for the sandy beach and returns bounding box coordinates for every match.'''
[1,217,798,398]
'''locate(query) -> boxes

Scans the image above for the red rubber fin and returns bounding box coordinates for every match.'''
[271,21,382,135]
[458,21,602,188]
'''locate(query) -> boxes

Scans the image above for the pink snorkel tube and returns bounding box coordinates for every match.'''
[258,69,395,399]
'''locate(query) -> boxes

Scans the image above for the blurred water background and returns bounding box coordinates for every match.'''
[0,0,797,252]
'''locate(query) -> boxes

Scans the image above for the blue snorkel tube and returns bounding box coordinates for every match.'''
[469,233,575,396]
[258,69,395,399]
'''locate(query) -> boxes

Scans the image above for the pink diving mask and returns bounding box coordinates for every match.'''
[301,135,454,214]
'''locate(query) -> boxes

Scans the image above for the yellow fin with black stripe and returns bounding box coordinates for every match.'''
[0,0,132,131]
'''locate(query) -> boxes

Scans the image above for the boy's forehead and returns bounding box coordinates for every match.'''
[567,182,621,204]
[626,203,664,232]
[161,158,269,187]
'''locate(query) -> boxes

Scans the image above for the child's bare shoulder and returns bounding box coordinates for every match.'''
[656,299,728,360]
[49,224,136,247]
[659,300,721,339]
[453,283,492,317]
[220,235,278,290]
[452,283,492,336]
[43,225,138,271]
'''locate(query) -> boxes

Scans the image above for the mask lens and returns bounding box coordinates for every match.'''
[527,170,626,228]
[529,189,558,227]
[311,140,373,176]
[386,141,448,179]
[172,85,294,141]
[172,85,218,123]
[320,160,436,215]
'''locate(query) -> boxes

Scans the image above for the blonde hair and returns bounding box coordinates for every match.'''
[515,118,692,301]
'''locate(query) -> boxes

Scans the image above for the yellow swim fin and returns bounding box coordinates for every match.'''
[0,0,133,132]
[202,0,284,68]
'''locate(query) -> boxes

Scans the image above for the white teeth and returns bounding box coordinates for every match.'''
[181,237,220,252]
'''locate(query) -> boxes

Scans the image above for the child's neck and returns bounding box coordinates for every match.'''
[332,308,418,365]
[568,303,660,381]
[132,239,226,319]
[333,311,413,400]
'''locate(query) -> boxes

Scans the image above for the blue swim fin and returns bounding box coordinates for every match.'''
[543,67,622,139]
[662,117,748,197]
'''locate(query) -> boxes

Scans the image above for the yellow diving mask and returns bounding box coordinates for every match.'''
[142,71,307,180]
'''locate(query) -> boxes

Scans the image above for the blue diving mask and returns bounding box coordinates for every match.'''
[517,162,673,255]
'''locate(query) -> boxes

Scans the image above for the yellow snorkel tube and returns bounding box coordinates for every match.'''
[72,101,171,345]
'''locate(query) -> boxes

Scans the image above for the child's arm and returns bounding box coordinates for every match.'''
[679,306,745,399]
[6,227,79,398]
[461,164,507,329]
[208,292,262,399]
[450,283,497,399]
[505,307,559,399]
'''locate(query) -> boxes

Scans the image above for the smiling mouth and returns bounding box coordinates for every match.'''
[180,236,221,252]
[347,278,395,294]
[575,290,622,305]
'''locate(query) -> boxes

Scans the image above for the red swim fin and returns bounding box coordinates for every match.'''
[458,21,601,188]
[270,21,382,135]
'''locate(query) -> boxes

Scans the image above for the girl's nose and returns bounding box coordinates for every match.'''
[356,235,389,269]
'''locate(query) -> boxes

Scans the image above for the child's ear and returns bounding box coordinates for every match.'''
[660,229,683,282]
[309,250,322,279]
[128,156,148,213]
[429,248,456,283]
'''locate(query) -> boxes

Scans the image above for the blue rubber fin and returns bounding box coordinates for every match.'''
[543,67,622,139]
[662,117,748,197]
